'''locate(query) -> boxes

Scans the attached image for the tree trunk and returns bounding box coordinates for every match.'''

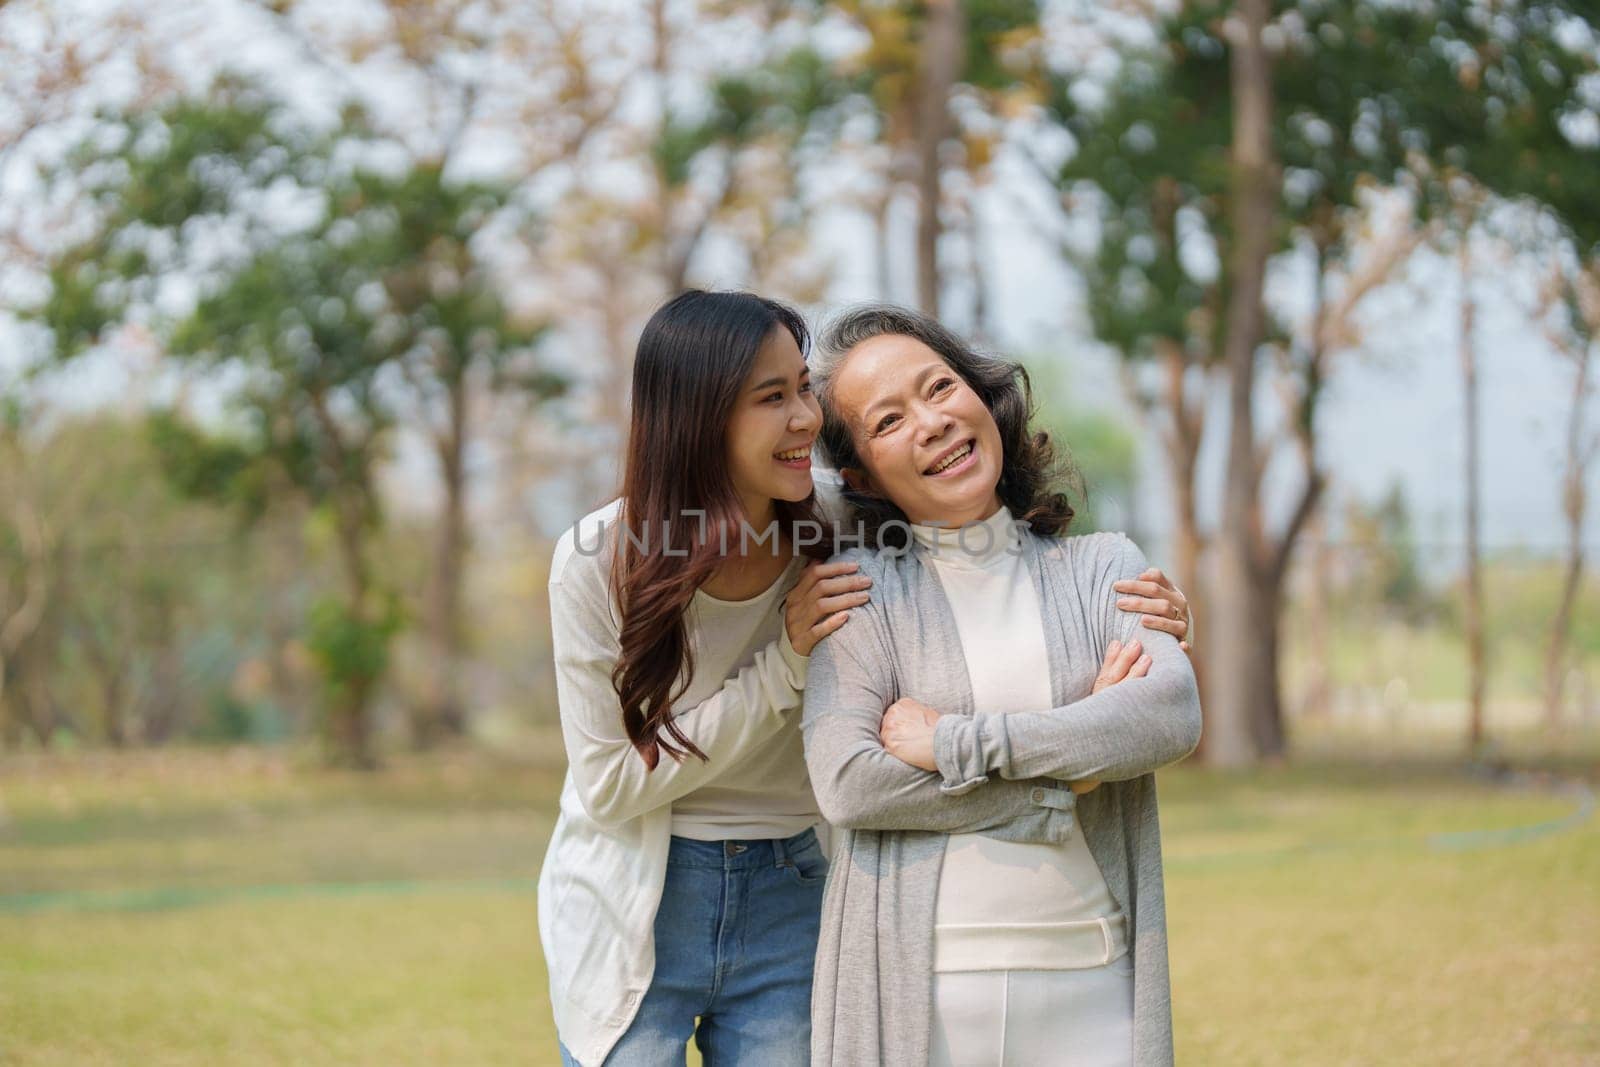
[1157,349,1205,607]
[138,594,183,745]
[912,0,963,317]
[965,195,993,342]
[89,633,130,748]
[873,186,894,301]
[327,674,378,770]
[1248,563,1288,758]
[1459,231,1487,756]
[1206,0,1278,768]
[1155,341,1209,745]
[325,480,381,769]
[419,394,470,747]
[265,502,308,733]
[1302,511,1333,719]
[1542,332,1592,728]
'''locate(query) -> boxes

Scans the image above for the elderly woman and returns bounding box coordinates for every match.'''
[801,305,1202,1067]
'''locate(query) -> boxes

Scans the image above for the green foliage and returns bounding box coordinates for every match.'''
[305,593,405,699]
[22,75,566,762]
[964,0,1043,91]
[145,411,267,520]
[1339,480,1439,624]
[4,414,248,746]
[654,45,852,190]
[1024,356,1140,533]
[1045,0,1600,366]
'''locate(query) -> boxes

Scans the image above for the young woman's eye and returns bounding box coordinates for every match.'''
[763,391,784,404]
[799,380,812,394]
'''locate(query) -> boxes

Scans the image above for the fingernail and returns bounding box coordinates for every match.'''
[1117,597,1133,607]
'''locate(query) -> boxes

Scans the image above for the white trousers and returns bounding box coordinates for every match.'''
[928,957,1135,1067]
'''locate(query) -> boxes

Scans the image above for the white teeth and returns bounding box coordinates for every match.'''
[928,442,972,474]
[776,447,809,461]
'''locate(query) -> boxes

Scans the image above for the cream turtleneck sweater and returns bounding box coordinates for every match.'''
[912,505,1128,973]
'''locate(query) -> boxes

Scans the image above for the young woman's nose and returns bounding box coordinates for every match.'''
[788,395,822,434]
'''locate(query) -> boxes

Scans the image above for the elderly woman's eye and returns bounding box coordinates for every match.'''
[932,377,955,395]
[875,413,900,433]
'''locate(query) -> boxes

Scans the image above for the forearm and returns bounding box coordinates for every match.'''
[933,659,1201,787]
[555,580,809,827]
[803,714,1074,837]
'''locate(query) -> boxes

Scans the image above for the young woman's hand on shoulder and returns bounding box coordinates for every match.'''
[1113,567,1193,655]
[784,560,873,655]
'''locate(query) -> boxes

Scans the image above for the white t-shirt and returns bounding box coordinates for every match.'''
[670,564,824,840]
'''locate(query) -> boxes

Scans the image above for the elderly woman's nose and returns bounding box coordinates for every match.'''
[912,402,953,440]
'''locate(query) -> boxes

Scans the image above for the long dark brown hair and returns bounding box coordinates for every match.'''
[812,303,1082,549]
[612,290,829,770]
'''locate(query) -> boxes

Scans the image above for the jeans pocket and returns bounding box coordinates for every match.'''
[782,832,830,886]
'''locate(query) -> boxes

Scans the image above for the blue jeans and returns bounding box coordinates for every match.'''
[560,826,828,1067]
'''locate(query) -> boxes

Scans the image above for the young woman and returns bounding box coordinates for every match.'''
[540,290,1193,1065]
[801,305,1203,1067]
[539,291,869,1066]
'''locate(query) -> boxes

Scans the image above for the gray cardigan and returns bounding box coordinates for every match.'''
[801,530,1202,1066]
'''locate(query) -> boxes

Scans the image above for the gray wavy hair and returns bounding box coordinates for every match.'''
[811,303,1080,550]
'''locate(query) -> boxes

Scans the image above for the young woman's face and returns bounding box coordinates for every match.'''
[832,333,1003,528]
[723,326,823,521]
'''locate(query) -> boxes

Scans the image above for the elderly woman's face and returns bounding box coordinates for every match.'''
[832,333,1003,528]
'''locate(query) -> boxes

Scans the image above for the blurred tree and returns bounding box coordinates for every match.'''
[1025,357,1140,535]
[1404,1,1600,752]
[1033,0,1597,764]
[43,417,240,746]
[0,398,63,749]
[0,409,247,750]
[0,1,174,752]
[28,82,559,765]
[235,0,611,744]
[344,163,561,745]
[526,1,853,508]
[1340,480,1432,624]
[818,0,1045,318]
[0,0,163,267]
[1425,2,1600,737]
[1453,189,1489,756]
[1534,256,1599,728]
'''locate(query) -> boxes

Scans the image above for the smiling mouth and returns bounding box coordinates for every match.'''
[924,439,975,476]
[775,445,812,464]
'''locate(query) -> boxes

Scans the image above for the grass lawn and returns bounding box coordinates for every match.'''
[2,747,1596,1065]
